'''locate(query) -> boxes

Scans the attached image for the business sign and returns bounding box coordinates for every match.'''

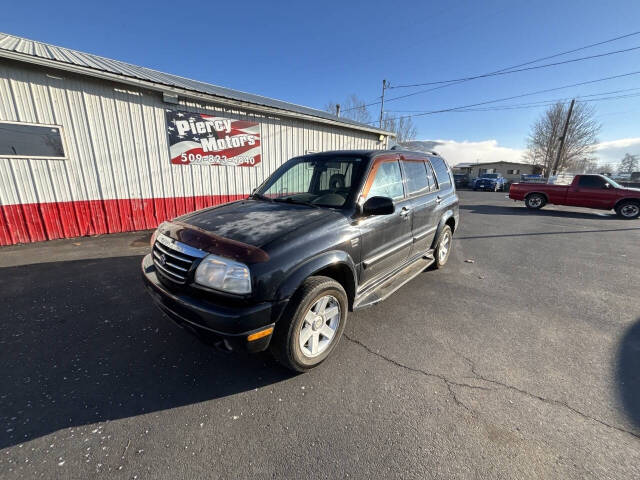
[166,110,261,166]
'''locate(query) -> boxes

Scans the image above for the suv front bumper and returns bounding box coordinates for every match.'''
[141,254,287,353]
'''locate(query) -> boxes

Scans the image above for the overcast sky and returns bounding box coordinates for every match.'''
[2,0,639,166]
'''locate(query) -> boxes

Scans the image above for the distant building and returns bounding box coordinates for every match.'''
[452,161,542,182]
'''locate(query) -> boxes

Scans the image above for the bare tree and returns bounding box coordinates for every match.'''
[618,153,639,173]
[381,113,417,143]
[325,94,417,142]
[525,101,601,174]
[324,94,372,124]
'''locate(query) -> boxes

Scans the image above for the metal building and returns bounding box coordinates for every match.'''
[0,32,392,246]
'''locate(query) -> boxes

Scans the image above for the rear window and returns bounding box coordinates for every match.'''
[402,160,429,194]
[430,157,451,188]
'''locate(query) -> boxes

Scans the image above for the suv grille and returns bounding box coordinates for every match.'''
[152,240,198,284]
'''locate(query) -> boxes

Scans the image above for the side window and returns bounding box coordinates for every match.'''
[402,160,429,194]
[425,160,438,191]
[367,161,404,199]
[578,175,606,188]
[430,157,451,189]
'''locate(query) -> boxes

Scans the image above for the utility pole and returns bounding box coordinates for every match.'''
[379,79,387,128]
[549,99,575,180]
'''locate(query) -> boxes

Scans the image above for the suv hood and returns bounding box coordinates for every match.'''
[175,199,342,248]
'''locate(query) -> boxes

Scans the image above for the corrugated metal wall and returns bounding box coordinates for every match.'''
[0,61,384,245]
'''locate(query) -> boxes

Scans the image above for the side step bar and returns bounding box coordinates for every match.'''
[353,253,435,310]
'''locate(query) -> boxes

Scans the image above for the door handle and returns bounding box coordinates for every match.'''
[400,207,411,218]
[435,196,442,204]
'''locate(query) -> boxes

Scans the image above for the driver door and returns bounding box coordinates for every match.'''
[358,157,412,286]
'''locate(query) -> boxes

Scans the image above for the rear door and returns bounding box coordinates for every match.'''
[400,156,439,256]
[359,156,412,286]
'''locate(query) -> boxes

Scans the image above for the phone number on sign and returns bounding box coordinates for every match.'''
[180,153,257,166]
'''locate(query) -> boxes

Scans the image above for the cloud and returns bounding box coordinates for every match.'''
[402,137,640,167]
[402,139,525,166]
[594,137,640,164]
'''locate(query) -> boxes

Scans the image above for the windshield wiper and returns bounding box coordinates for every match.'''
[273,197,319,208]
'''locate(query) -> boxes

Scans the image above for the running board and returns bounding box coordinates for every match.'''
[353,254,435,310]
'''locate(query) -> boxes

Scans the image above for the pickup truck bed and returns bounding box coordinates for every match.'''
[509,174,640,219]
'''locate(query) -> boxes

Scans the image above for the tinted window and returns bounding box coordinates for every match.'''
[578,175,607,188]
[402,161,429,194]
[430,157,451,188]
[0,122,65,158]
[367,161,404,199]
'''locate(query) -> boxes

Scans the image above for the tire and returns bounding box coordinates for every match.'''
[615,200,640,219]
[270,276,348,372]
[433,225,453,269]
[525,193,546,210]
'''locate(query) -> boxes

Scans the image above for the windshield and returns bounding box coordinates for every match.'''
[601,175,623,189]
[255,156,367,208]
[480,173,499,178]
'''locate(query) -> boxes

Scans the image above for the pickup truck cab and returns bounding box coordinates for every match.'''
[141,150,459,371]
[509,174,640,219]
[473,173,506,191]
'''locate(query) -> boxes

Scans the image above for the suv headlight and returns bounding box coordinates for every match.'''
[195,254,251,294]
[150,222,167,247]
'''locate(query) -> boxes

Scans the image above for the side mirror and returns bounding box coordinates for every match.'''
[603,183,612,189]
[362,196,394,216]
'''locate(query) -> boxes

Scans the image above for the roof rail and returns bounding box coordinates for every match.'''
[390,145,438,155]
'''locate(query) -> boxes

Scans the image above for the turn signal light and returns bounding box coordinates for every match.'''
[247,327,274,342]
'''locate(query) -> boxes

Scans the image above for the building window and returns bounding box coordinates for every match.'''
[0,121,66,159]
[507,169,520,174]
[478,168,496,174]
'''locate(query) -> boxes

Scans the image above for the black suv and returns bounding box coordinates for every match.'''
[142,150,459,371]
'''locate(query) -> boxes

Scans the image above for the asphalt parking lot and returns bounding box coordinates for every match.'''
[1,191,639,479]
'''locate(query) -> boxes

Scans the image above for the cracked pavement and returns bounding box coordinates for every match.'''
[1,191,639,479]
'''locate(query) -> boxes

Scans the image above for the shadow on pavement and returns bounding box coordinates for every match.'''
[460,204,622,220]
[616,318,640,429]
[0,256,293,449]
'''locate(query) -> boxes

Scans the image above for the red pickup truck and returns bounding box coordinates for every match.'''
[509,174,640,219]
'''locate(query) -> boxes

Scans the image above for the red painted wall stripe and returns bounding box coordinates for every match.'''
[0,194,247,246]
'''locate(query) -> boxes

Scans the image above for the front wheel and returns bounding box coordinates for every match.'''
[615,200,640,219]
[433,225,453,269]
[270,276,347,372]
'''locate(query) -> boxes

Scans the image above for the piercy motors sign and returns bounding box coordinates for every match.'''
[166,109,261,166]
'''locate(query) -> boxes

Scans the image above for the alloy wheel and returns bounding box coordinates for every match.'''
[621,204,640,218]
[299,295,341,358]
[439,231,451,263]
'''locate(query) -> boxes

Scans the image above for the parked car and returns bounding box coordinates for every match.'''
[473,173,506,191]
[509,174,640,219]
[520,174,545,183]
[142,150,460,371]
[453,173,470,188]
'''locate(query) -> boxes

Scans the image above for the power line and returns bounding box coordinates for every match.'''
[386,44,640,89]
[390,30,640,89]
[365,70,640,124]
[449,93,640,112]
[341,30,640,112]
[384,87,640,112]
